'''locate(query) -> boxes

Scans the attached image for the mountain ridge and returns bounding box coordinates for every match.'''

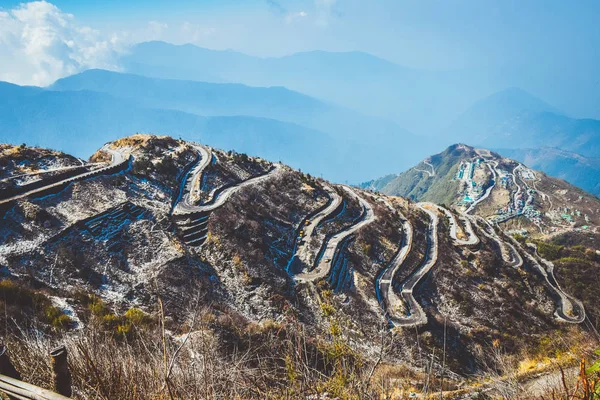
[1,134,598,398]
[1,78,420,182]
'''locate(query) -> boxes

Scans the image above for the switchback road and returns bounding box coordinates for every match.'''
[390,203,439,327]
[376,209,413,325]
[429,203,479,246]
[173,145,212,214]
[295,186,375,283]
[293,184,343,268]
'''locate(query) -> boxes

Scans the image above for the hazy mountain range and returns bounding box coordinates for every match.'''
[0,42,598,194]
[0,81,356,180]
[0,72,424,183]
[450,88,600,158]
[122,41,600,136]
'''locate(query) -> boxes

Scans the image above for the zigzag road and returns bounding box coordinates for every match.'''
[286,184,343,272]
[173,145,212,214]
[383,202,482,327]
[510,238,585,323]
[388,203,439,327]
[469,211,583,323]
[471,216,523,268]
[429,203,479,246]
[173,145,282,246]
[375,204,413,325]
[295,186,375,283]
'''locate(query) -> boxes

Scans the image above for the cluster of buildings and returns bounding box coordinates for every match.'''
[491,167,542,225]
[456,159,485,207]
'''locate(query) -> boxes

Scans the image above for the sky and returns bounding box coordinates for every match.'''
[0,0,599,114]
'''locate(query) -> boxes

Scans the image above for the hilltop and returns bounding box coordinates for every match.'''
[364,144,600,238]
[0,135,598,398]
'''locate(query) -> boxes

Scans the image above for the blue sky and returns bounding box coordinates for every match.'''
[1,0,598,67]
[0,0,598,116]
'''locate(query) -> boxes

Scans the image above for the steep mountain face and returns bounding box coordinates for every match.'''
[366,144,600,238]
[1,134,598,398]
[497,147,600,197]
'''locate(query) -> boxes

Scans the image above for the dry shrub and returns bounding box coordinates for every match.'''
[2,304,385,399]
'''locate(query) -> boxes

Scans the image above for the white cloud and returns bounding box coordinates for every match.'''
[285,11,308,24]
[0,1,124,86]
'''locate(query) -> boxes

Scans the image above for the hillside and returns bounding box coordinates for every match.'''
[365,144,600,238]
[1,134,598,398]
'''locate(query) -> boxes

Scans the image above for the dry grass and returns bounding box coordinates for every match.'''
[89,150,111,163]
[2,302,387,399]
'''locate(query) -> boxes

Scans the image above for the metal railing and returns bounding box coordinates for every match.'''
[0,344,71,400]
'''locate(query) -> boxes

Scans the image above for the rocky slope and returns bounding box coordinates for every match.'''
[0,135,598,397]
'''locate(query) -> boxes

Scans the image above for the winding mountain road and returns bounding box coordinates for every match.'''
[507,237,585,323]
[430,203,479,246]
[295,186,375,283]
[388,203,439,327]
[375,208,413,325]
[174,145,281,217]
[0,163,103,183]
[0,145,128,206]
[293,184,343,267]
[414,159,435,177]
[172,145,281,246]
[472,216,523,268]
[173,145,212,214]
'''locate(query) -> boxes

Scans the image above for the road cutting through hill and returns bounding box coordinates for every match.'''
[389,202,439,327]
[0,163,104,183]
[428,203,479,246]
[414,159,435,177]
[173,145,212,214]
[506,235,585,324]
[378,202,476,327]
[295,186,375,283]
[375,207,413,326]
[0,145,128,206]
[465,161,497,214]
[471,216,523,268]
[286,184,343,272]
